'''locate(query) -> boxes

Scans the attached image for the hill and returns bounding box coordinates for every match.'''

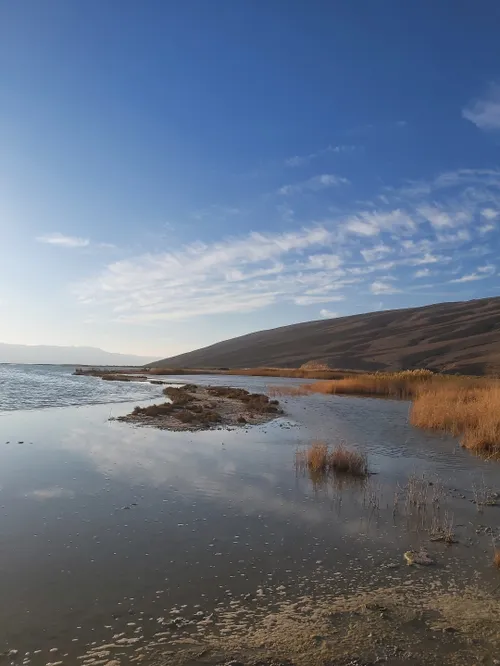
[0,343,157,366]
[154,297,500,375]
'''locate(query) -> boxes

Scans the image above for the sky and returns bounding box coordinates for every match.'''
[2,0,500,358]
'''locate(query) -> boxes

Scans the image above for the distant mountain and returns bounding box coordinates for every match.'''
[154,296,500,375]
[0,343,157,366]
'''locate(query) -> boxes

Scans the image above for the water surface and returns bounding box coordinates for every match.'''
[0,369,499,662]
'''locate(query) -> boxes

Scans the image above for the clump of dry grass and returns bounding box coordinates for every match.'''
[430,511,456,544]
[296,441,368,477]
[410,382,500,454]
[494,550,500,569]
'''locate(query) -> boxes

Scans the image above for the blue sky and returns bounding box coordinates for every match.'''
[2,0,500,357]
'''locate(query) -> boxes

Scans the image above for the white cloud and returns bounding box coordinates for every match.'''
[306,253,343,270]
[360,243,392,262]
[450,273,484,283]
[370,280,401,295]
[279,173,349,195]
[75,167,500,325]
[319,309,339,318]
[450,265,494,283]
[345,209,414,236]
[76,226,354,322]
[418,205,454,228]
[463,84,500,130]
[37,232,90,248]
[481,208,499,220]
[409,253,443,265]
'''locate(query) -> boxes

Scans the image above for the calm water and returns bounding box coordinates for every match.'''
[0,367,499,662]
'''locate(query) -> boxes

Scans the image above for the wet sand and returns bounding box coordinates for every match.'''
[1,374,500,665]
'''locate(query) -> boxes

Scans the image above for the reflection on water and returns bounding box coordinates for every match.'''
[0,375,499,658]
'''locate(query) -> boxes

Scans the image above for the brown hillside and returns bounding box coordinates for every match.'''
[154,297,500,375]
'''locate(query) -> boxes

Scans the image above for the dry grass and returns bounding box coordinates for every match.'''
[494,550,500,569]
[267,385,312,397]
[144,365,363,380]
[307,369,436,399]
[296,441,368,477]
[410,382,500,454]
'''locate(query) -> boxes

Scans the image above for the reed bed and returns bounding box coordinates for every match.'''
[302,370,500,455]
[410,382,500,455]
[306,369,436,399]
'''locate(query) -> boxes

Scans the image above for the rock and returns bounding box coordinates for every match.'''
[404,549,435,566]
[8,650,19,657]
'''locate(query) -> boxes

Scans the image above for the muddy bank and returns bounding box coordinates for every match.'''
[47,568,500,666]
[118,384,283,431]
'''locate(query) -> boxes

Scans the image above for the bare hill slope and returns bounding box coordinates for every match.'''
[155,297,500,375]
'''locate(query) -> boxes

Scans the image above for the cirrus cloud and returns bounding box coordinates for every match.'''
[37,232,90,248]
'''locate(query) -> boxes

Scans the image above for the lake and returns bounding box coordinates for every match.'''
[1,366,499,664]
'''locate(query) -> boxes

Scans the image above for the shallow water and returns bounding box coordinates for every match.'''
[0,364,162,410]
[0,370,499,662]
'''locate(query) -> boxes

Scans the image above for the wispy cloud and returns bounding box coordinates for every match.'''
[76,168,500,324]
[479,223,495,235]
[285,144,356,167]
[75,226,354,322]
[37,232,90,248]
[360,243,392,262]
[278,173,349,195]
[319,309,339,318]
[463,83,500,130]
[370,280,401,295]
[450,265,495,283]
[345,209,414,236]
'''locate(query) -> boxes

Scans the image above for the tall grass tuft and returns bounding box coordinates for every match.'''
[296,441,368,477]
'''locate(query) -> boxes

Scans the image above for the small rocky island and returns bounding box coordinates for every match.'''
[118,384,283,431]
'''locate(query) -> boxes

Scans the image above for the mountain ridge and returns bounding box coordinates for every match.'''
[154,296,500,375]
[0,342,157,366]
